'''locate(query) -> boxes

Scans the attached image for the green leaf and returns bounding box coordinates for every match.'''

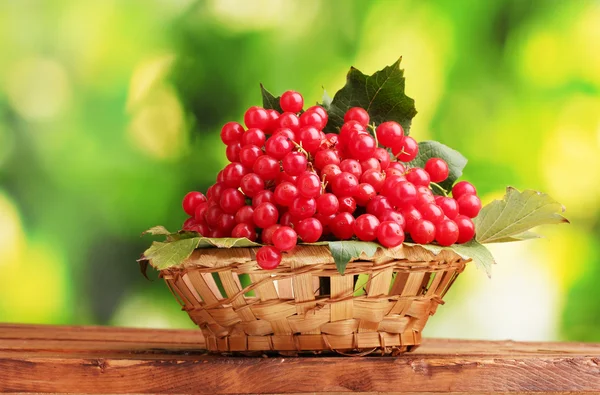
[260,84,282,112]
[142,225,171,236]
[142,238,201,270]
[475,187,569,244]
[408,141,468,194]
[196,237,261,249]
[321,88,333,109]
[325,58,417,134]
[328,240,380,275]
[409,240,496,278]
[488,231,542,243]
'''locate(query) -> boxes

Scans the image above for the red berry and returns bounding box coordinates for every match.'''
[239,144,263,168]
[456,194,482,218]
[405,168,431,187]
[182,191,207,216]
[360,169,386,192]
[289,196,317,219]
[297,126,322,154]
[339,121,365,147]
[265,109,280,133]
[411,219,436,244]
[321,164,342,184]
[338,196,357,213]
[339,159,362,178]
[331,172,359,197]
[261,224,281,245]
[388,162,407,172]
[190,223,210,236]
[366,195,393,217]
[276,171,297,185]
[455,215,476,243]
[393,136,419,162]
[316,193,339,215]
[282,151,308,176]
[274,181,299,207]
[353,214,380,241]
[253,155,280,181]
[280,90,304,113]
[435,219,459,246]
[425,158,449,183]
[344,107,370,126]
[256,246,282,270]
[226,142,241,162]
[389,181,418,208]
[216,213,236,233]
[348,133,376,160]
[265,134,293,159]
[220,188,246,214]
[330,212,355,240]
[400,206,423,233]
[437,197,459,219]
[415,185,436,208]
[194,201,209,223]
[299,110,325,129]
[277,112,300,132]
[205,205,223,227]
[274,127,295,141]
[355,183,376,206]
[279,211,299,228]
[314,149,341,170]
[306,105,328,126]
[235,205,255,225]
[419,203,445,225]
[376,121,404,148]
[452,181,477,199]
[220,122,245,145]
[252,190,275,207]
[241,128,266,147]
[182,217,196,231]
[222,162,249,188]
[360,157,381,172]
[244,106,270,130]
[231,223,257,241]
[296,218,323,243]
[377,220,405,248]
[239,173,265,198]
[373,147,391,170]
[207,182,226,202]
[378,210,406,229]
[297,172,321,198]
[253,202,279,228]
[273,226,298,251]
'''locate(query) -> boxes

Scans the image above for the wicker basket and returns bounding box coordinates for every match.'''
[160,244,468,355]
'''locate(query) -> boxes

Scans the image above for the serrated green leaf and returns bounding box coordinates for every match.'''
[407,240,496,278]
[142,225,171,236]
[475,187,569,244]
[321,88,332,109]
[408,141,468,194]
[489,231,542,243]
[196,237,261,249]
[143,238,201,270]
[328,240,380,275]
[325,58,417,134]
[260,84,282,112]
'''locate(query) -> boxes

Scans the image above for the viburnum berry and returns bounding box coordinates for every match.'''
[261,224,281,245]
[190,222,210,236]
[282,151,308,176]
[456,194,482,218]
[253,155,280,180]
[393,135,419,162]
[411,219,436,244]
[216,213,236,232]
[296,172,321,198]
[388,162,407,173]
[226,142,241,162]
[377,221,405,248]
[330,212,355,240]
[299,110,325,129]
[306,105,328,125]
[239,144,263,168]
[425,158,449,183]
[182,217,196,231]
[205,205,223,227]
[400,206,423,233]
[276,171,297,185]
[316,193,339,215]
[289,196,317,219]
[378,210,406,229]
[253,202,279,228]
[366,195,393,217]
[273,226,298,251]
[280,90,304,113]
[220,122,245,145]
[344,107,370,126]
[244,106,270,130]
[419,203,445,225]
[405,168,431,187]
[279,211,299,228]
[231,223,257,241]
[373,147,391,170]
[331,172,359,197]
[277,112,300,132]
[252,190,275,207]
[296,218,323,243]
[321,163,342,184]
[235,205,255,225]
[220,188,246,214]
[274,181,299,207]
[297,126,322,154]
[415,186,436,208]
[274,127,295,141]
[207,182,226,201]
[210,228,228,238]
[360,169,386,192]
[435,219,459,246]
[355,183,377,206]
[452,181,477,199]
[339,121,365,147]
[265,134,293,159]
[437,196,459,219]
[256,246,282,270]
[389,181,418,208]
[222,162,249,188]
[339,159,362,179]
[182,191,207,216]
[348,133,376,160]
[338,196,357,213]
[455,215,476,243]
[353,214,380,241]
[314,149,341,170]
[241,128,266,147]
[376,121,404,148]
[239,173,265,198]
[194,201,209,223]
[265,109,280,134]
[360,157,381,172]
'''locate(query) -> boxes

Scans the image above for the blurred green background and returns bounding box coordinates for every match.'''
[0,0,598,341]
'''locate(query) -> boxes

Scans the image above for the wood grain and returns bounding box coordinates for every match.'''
[0,324,599,394]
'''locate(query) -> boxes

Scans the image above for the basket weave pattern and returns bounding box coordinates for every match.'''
[161,245,468,355]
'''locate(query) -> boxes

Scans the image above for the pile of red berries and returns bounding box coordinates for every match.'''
[180,90,482,269]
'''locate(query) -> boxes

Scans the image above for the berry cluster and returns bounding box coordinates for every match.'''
[180,90,481,269]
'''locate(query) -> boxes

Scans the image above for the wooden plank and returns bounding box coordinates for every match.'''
[0,324,599,394]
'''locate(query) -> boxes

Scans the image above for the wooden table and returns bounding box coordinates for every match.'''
[1,324,599,394]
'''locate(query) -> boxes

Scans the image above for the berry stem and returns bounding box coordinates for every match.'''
[430,181,449,197]
[367,122,379,147]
